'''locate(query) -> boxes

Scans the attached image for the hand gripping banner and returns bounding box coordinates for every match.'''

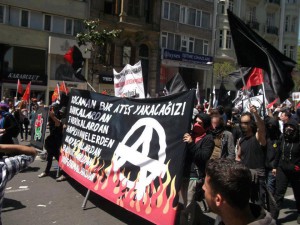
[59,89,195,225]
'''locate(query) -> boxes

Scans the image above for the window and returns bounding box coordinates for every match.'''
[284,44,288,55]
[285,16,290,32]
[163,1,169,19]
[226,30,232,49]
[187,8,196,26]
[180,6,186,23]
[44,15,52,31]
[104,0,116,15]
[220,1,225,14]
[201,11,210,29]
[170,3,180,21]
[100,43,115,66]
[188,37,195,53]
[203,40,208,55]
[65,19,73,35]
[174,34,181,51]
[196,10,201,27]
[167,33,174,50]
[73,20,84,36]
[228,0,234,12]
[0,5,4,23]
[194,39,203,55]
[128,0,140,17]
[20,10,29,27]
[267,13,275,27]
[219,30,223,48]
[161,32,167,48]
[290,46,294,60]
[249,7,256,22]
[181,36,187,52]
[291,17,297,33]
[122,46,131,65]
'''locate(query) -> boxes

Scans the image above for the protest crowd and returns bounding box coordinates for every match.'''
[0,9,299,225]
[0,85,299,225]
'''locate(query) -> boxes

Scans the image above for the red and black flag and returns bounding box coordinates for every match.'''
[227,10,296,102]
[64,46,86,82]
[229,67,264,90]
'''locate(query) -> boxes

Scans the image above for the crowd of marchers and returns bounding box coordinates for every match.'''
[179,103,300,225]
[0,95,300,225]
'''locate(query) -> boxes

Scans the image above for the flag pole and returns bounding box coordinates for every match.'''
[261,82,268,114]
[239,67,252,106]
[86,82,96,92]
[15,80,18,106]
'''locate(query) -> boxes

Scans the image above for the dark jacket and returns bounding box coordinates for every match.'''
[265,117,281,170]
[274,119,300,172]
[0,112,19,144]
[215,203,276,225]
[183,134,215,179]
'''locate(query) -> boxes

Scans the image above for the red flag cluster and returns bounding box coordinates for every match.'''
[52,81,69,103]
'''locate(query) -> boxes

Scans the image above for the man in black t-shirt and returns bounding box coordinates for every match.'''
[236,105,266,206]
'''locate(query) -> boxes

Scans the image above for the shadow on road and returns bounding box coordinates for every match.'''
[2,198,26,213]
[277,198,297,224]
[66,177,155,225]
[20,166,40,173]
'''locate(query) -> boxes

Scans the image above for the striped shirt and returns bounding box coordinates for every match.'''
[0,155,35,225]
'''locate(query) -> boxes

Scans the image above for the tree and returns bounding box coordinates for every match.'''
[213,62,236,80]
[76,19,122,89]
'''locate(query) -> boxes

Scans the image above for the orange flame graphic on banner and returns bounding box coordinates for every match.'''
[60,141,178,224]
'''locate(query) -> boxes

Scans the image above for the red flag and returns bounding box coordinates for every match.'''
[22,82,31,101]
[17,79,23,95]
[267,98,279,109]
[244,67,264,89]
[52,84,60,103]
[59,81,69,94]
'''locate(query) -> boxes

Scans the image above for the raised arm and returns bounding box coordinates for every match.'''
[250,105,266,146]
[0,144,37,156]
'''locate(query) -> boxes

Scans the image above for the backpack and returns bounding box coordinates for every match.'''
[4,114,20,138]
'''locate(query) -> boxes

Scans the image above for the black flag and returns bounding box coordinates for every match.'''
[64,46,86,82]
[165,72,188,95]
[227,10,296,102]
[218,81,230,107]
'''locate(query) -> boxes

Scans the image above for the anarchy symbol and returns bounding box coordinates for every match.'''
[112,118,167,200]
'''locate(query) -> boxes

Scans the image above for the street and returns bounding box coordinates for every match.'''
[1,143,299,225]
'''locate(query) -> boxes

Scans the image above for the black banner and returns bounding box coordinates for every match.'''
[59,89,195,225]
[30,107,49,149]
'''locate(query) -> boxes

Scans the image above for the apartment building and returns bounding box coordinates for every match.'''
[0,0,90,104]
[214,0,300,93]
[160,0,214,98]
[89,0,161,97]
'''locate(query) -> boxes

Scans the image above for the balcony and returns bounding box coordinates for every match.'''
[247,21,260,32]
[265,0,280,11]
[265,25,278,35]
[248,0,260,4]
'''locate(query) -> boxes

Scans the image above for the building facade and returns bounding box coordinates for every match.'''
[89,0,161,97]
[160,0,214,99]
[214,0,300,96]
[0,0,90,104]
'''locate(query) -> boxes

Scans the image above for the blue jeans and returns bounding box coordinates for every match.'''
[266,169,276,196]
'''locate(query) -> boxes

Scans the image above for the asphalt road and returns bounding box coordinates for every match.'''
[1,140,299,225]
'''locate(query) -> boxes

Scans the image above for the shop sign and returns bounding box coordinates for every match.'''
[2,72,47,85]
[162,49,213,65]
